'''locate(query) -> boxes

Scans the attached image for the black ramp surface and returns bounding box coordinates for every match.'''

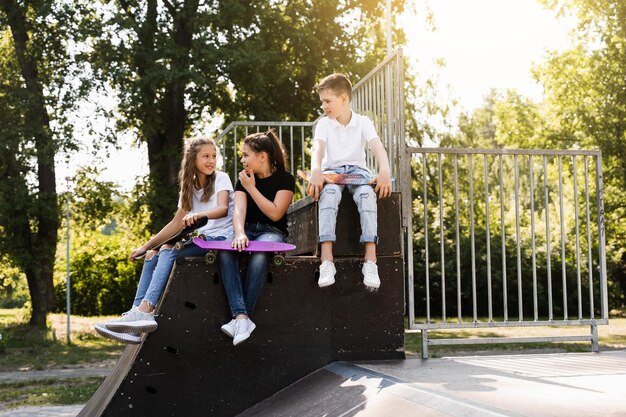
[79,256,404,417]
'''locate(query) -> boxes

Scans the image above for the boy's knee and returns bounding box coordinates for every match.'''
[319,185,342,207]
[354,188,377,212]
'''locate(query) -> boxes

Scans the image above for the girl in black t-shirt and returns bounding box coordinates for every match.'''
[219,130,295,346]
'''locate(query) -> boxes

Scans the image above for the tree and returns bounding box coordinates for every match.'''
[85,0,405,232]
[0,1,83,327]
[535,0,626,306]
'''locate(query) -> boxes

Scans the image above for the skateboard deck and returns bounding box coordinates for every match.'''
[193,238,296,252]
[297,169,394,185]
[193,238,296,266]
[136,217,208,259]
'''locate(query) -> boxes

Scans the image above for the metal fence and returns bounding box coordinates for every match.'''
[406,148,608,358]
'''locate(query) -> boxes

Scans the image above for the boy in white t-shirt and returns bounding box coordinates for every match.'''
[307,73,392,289]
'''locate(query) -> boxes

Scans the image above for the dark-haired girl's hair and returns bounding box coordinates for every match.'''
[243,129,288,173]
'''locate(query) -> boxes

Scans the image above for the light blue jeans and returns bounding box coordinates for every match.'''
[218,223,285,318]
[133,236,226,307]
[318,165,378,243]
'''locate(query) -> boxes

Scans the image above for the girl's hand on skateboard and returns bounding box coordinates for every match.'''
[231,233,249,251]
[371,171,392,199]
[130,247,152,261]
[183,212,204,227]
[239,168,255,191]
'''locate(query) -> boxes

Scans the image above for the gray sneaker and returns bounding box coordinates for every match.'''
[221,319,236,338]
[104,308,158,333]
[233,318,256,346]
[95,324,141,344]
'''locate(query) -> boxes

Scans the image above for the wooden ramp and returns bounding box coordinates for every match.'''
[79,193,404,417]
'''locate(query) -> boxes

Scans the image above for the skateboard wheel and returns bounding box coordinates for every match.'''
[197,234,207,241]
[205,252,217,265]
[174,241,184,251]
[272,255,285,267]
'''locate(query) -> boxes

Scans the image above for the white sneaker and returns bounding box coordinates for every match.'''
[104,308,158,333]
[318,261,336,288]
[233,318,256,346]
[362,261,380,289]
[94,324,141,344]
[221,319,236,338]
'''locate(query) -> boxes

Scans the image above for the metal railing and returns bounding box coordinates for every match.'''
[406,147,608,358]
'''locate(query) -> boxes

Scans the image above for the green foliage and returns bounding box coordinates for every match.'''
[54,171,150,316]
[0,255,28,309]
[79,0,406,231]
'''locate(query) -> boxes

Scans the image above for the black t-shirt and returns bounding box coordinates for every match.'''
[235,170,295,236]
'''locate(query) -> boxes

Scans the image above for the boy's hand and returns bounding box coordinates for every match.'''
[371,171,392,199]
[239,168,255,190]
[307,171,325,201]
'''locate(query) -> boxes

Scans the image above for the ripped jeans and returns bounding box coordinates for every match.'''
[133,236,226,308]
[318,165,378,244]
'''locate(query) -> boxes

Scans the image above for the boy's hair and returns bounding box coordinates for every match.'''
[243,129,288,173]
[179,136,218,211]
[314,73,352,101]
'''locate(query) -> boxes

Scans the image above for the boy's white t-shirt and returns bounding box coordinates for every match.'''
[177,171,234,238]
[313,112,378,171]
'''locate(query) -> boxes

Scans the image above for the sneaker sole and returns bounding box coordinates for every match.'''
[95,325,141,344]
[221,326,235,338]
[363,280,380,289]
[233,322,256,346]
[318,278,336,288]
[106,320,158,333]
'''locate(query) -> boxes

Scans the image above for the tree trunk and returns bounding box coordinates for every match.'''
[2,0,59,327]
[142,0,198,232]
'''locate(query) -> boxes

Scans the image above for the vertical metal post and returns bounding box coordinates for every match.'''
[454,155,462,322]
[515,155,523,321]
[530,156,538,321]
[484,154,493,322]
[558,156,567,319]
[573,156,582,319]
[469,155,477,322]
[499,155,508,321]
[591,324,599,353]
[595,154,608,320]
[65,177,71,344]
[544,156,553,321]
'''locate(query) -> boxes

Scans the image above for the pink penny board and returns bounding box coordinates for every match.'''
[193,238,296,252]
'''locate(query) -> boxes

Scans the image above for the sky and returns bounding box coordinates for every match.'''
[58,0,576,192]
[400,0,576,111]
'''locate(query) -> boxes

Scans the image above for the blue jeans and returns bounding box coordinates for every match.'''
[133,236,226,307]
[318,165,378,244]
[218,223,285,317]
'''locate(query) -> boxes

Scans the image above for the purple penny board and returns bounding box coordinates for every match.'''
[193,238,296,252]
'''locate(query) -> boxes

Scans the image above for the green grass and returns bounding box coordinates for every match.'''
[0,377,104,410]
[0,309,124,372]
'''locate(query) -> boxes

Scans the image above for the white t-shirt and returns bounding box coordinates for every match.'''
[177,171,234,238]
[313,111,378,171]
